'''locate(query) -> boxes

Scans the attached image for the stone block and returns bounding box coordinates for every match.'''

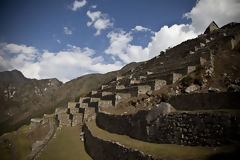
[154,80,167,90]
[147,71,153,75]
[200,57,207,66]
[116,76,124,81]
[205,39,210,43]
[72,113,83,126]
[69,107,80,114]
[189,51,195,54]
[79,97,90,103]
[101,91,112,96]
[29,118,42,130]
[229,34,240,50]
[98,100,113,108]
[91,90,98,95]
[146,102,176,123]
[187,66,196,74]
[130,78,140,85]
[57,113,71,127]
[137,85,151,95]
[200,43,205,47]
[101,85,108,90]
[90,97,100,103]
[116,85,125,90]
[139,76,147,80]
[80,103,88,108]
[55,107,67,114]
[194,46,199,52]
[68,102,79,109]
[115,93,131,105]
[83,107,96,122]
[172,73,182,83]
[185,84,200,93]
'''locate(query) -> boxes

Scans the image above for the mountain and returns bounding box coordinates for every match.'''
[0,62,140,135]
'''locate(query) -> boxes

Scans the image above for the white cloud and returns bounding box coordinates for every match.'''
[105,0,240,64]
[0,43,123,82]
[91,5,97,9]
[72,0,87,11]
[57,40,61,44]
[147,24,197,57]
[105,30,150,63]
[87,10,113,35]
[184,0,240,33]
[105,25,196,63]
[64,27,72,35]
[132,25,152,32]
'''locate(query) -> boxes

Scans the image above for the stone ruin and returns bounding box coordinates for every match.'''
[45,22,240,160]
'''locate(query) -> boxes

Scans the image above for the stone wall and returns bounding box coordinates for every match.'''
[83,123,155,160]
[98,100,113,108]
[96,109,240,146]
[137,85,151,95]
[169,92,240,110]
[154,80,166,90]
[26,118,55,160]
[115,93,131,105]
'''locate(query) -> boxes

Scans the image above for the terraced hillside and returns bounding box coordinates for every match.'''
[49,22,240,160]
[1,22,240,160]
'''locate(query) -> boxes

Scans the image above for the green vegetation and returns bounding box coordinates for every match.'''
[0,125,32,160]
[38,126,92,160]
[87,121,236,160]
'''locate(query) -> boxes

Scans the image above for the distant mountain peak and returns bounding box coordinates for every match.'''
[0,69,28,84]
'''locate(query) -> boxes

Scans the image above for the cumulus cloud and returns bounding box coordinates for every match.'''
[57,40,61,44]
[87,10,113,35]
[105,25,196,63]
[184,0,240,32]
[64,27,72,35]
[0,43,123,82]
[72,0,87,11]
[105,30,150,63]
[91,5,97,9]
[132,25,153,33]
[105,0,240,64]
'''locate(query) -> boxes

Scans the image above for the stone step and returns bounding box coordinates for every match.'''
[131,79,167,91]
[147,72,183,84]
[83,120,235,160]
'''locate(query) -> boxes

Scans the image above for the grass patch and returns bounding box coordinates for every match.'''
[87,121,236,160]
[38,126,92,160]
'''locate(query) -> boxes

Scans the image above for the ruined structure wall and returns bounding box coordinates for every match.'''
[96,109,240,146]
[83,124,155,160]
[169,92,240,110]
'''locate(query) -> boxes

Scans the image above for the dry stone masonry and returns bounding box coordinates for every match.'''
[49,22,240,160]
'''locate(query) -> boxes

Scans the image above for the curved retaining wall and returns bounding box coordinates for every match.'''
[96,110,240,146]
[83,123,156,160]
[169,92,240,110]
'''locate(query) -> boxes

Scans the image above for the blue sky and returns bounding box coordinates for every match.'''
[0,0,240,82]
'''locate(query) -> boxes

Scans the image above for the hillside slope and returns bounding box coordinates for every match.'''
[0,62,140,135]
